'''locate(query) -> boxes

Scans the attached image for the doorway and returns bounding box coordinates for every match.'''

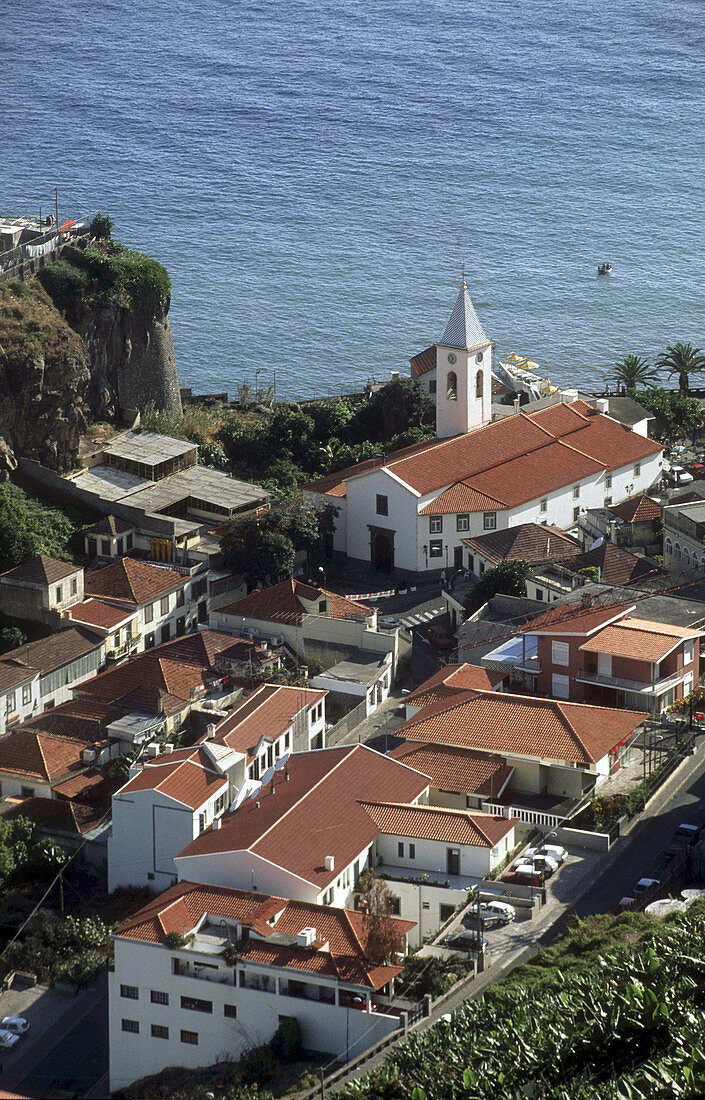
[454,546,463,570]
[446,848,460,876]
[372,532,394,574]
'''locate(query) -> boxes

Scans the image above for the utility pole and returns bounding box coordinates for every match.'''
[55,187,59,232]
[58,868,64,915]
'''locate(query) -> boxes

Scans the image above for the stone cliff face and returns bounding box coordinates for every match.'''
[77,297,181,421]
[0,281,90,475]
[0,237,182,474]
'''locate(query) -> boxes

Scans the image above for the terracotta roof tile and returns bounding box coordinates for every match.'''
[85,558,184,607]
[0,730,86,783]
[461,524,580,565]
[2,796,104,836]
[85,514,134,536]
[212,683,326,760]
[405,663,504,707]
[388,741,512,797]
[565,543,662,587]
[580,618,702,662]
[176,745,429,888]
[116,880,412,989]
[117,748,228,810]
[522,603,633,636]
[306,400,662,502]
[219,579,370,626]
[409,345,437,378]
[359,801,517,846]
[68,598,135,630]
[77,654,208,706]
[52,767,113,804]
[609,494,662,524]
[418,483,505,515]
[0,554,79,587]
[399,687,646,764]
[0,626,103,680]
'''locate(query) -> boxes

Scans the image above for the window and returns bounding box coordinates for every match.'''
[121,984,139,999]
[397,842,404,858]
[605,496,613,507]
[70,577,77,596]
[422,901,430,910]
[224,1004,237,1018]
[535,588,544,601]
[551,641,570,666]
[6,691,15,713]
[475,369,483,398]
[198,813,206,834]
[429,379,436,395]
[127,533,134,550]
[665,537,673,556]
[318,599,326,613]
[181,995,212,1014]
[160,623,171,643]
[144,603,154,624]
[447,371,457,399]
[675,542,682,560]
[145,632,155,649]
[634,463,641,477]
[551,673,570,699]
[101,539,111,555]
[122,1019,139,1033]
[21,684,31,705]
[572,485,580,499]
[376,494,388,516]
[151,1024,169,1039]
[55,585,63,603]
[456,514,469,532]
[180,1029,199,1045]
[605,474,612,490]
[540,499,547,513]
[429,540,443,557]
[177,589,185,607]
[573,506,580,522]
[483,512,496,530]
[20,786,34,799]
[151,990,169,1005]
[429,516,442,534]
[409,843,416,859]
[160,596,170,615]
[685,641,695,664]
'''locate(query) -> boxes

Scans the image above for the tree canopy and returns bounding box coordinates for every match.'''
[635,388,702,442]
[220,495,338,585]
[612,354,657,394]
[656,342,705,394]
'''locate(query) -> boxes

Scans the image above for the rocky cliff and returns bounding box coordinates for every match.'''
[0,236,182,475]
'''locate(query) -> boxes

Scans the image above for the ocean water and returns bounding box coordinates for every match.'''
[2,0,705,399]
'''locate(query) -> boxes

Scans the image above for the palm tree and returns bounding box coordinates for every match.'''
[612,354,657,394]
[657,342,705,393]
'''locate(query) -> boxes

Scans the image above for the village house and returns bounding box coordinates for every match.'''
[483,602,702,714]
[663,498,705,575]
[108,882,415,1093]
[0,625,106,733]
[0,554,84,627]
[391,674,646,826]
[210,578,399,673]
[0,728,88,800]
[108,682,327,892]
[578,493,662,557]
[521,542,663,605]
[305,282,662,578]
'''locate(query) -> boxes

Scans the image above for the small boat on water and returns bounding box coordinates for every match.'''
[597,262,613,275]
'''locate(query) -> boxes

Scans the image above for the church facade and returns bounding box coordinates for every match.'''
[305,281,664,577]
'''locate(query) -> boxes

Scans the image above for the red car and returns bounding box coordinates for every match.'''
[424,625,456,650]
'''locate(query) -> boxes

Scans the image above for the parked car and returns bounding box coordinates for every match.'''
[442,930,489,954]
[667,465,694,486]
[378,615,397,628]
[524,844,568,864]
[512,854,559,876]
[0,1029,19,1049]
[0,1017,28,1036]
[480,900,516,924]
[675,823,700,843]
[512,864,544,885]
[633,877,660,897]
[424,625,456,650]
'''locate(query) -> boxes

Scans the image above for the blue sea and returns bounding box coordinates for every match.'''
[3,0,705,399]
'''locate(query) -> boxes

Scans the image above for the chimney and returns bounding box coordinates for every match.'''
[164,743,174,754]
[514,396,521,414]
[207,723,217,739]
[147,743,160,758]
[213,817,221,830]
[390,370,400,380]
[324,855,335,872]
[255,800,260,809]
[595,397,609,414]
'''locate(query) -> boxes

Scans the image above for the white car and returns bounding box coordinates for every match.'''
[480,900,516,924]
[512,854,559,876]
[0,1029,19,1049]
[0,1016,28,1035]
[524,844,568,864]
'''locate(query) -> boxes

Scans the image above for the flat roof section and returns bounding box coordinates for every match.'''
[71,464,152,500]
[102,431,197,465]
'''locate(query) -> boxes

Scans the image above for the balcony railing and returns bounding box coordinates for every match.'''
[173,961,234,985]
[575,668,686,696]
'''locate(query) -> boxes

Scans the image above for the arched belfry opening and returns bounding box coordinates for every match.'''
[447,371,458,400]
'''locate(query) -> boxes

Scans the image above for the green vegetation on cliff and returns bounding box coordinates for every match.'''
[341,906,705,1099]
[0,482,90,571]
[39,239,171,320]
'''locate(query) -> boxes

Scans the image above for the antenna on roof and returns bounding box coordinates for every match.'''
[248,782,262,801]
[274,750,290,772]
[260,765,275,788]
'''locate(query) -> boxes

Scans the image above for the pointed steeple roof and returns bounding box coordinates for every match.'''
[439,280,489,351]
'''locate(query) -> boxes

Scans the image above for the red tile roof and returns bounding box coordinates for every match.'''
[0,554,80,587]
[409,345,437,378]
[176,745,429,888]
[85,558,184,607]
[307,400,662,503]
[387,741,513,797]
[117,747,228,810]
[399,687,646,764]
[86,514,134,536]
[211,683,326,760]
[418,483,504,515]
[77,654,209,706]
[608,494,662,524]
[405,663,504,708]
[52,767,114,805]
[2,796,104,836]
[0,730,86,783]
[116,880,413,990]
[580,618,701,662]
[359,801,516,846]
[522,603,632,636]
[461,524,581,565]
[564,543,662,587]
[0,626,104,679]
[219,578,370,626]
[68,598,134,630]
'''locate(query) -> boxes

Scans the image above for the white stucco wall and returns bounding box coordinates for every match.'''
[108,789,203,893]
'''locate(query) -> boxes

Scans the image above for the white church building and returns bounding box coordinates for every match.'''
[305,281,663,578]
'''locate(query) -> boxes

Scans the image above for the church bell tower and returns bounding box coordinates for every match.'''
[435,278,493,439]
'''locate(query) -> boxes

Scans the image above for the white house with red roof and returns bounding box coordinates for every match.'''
[305,282,663,577]
[109,882,414,1092]
[108,683,328,892]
